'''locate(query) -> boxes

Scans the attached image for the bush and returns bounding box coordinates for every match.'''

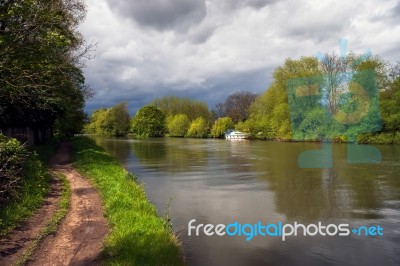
[0,134,29,203]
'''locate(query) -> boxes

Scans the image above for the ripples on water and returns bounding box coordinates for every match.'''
[95,137,400,266]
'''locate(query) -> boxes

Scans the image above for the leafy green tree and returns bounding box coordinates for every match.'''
[153,96,210,122]
[380,76,400,131]
[245,57,321,140]
[131,105,166,137]
[105,103,131,136]
[84,103,130,136]
[187,117,208,138]
[0,0,90,138]
[167,114,190,137]
[211,117,234,138]
[84,109,106,135]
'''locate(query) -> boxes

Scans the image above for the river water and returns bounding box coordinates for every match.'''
[94,137,400,266]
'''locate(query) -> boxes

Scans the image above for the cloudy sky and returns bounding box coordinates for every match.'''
[79,0,400,114]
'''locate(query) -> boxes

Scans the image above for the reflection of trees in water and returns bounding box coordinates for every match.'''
[96,138,400,221]
[331,144,391,219]
[131,138,208,173]
[94,137,131,163]
[251,142,400,221]
[197,140,255,181]
[130,139,167,163]
[324,169,338,218]
[251,142,327,221]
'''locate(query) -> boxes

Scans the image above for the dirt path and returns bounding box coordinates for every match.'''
[0,175,63,266]
[0,142,108,266]
[28,142,108,266]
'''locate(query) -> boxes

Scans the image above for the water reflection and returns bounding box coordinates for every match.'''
[94,137,400,266]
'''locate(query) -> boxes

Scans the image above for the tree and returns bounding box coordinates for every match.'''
[211,117,234,138]
[319,53,350,115]
[214,91,257,123]
[245,57,321,140]
[84,103,130,136]
[106,103,131,136]
[187,117,208,138]
[380,70,400,131]
[84,108,107,134]
[0,0,91,138]
[131,105,165,137]
[152,96,210,122]
[167,114,190,137]
[213,102,225,119]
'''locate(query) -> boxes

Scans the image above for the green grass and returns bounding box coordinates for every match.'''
[16,172,71,266]
[0,140,57,236]
[71,136,184,266]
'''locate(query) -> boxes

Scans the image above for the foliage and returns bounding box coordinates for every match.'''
[71,137,183,265]
[380,76,400,132]
[0,134,29,202]
[84,103,130,136]
[357,132,400,145]
[211,117,234,138]
[84,108,107,134]
[244,57,320,140]
[131,105,166,137]
[243,56,399,143]
[187,117,208,138]
[213,91,258,123]
[167,114,190,137]
[0,0,90,137]
[0,137,52,235]
[153,96,210,122]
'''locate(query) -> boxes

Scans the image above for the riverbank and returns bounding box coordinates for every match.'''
[71,137,184,265]
[131,131,400,145]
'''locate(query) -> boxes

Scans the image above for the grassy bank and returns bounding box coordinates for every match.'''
[71,137,184,265]
[0,140,57,236]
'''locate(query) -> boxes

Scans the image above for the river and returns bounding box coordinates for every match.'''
[94,137,400,266]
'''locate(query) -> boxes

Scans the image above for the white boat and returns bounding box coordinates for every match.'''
[225,130,249,140]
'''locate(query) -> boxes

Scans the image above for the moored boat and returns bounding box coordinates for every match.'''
[225,130,249,140]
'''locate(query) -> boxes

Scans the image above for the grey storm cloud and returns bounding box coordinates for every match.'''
[384,1,400,23]
[369,1,400,24]
[221,0,276,10]
[105,0,207,32]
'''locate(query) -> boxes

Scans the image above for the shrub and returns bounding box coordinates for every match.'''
[0,134,29,203]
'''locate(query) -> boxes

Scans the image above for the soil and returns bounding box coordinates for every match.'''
[0,142,108,266]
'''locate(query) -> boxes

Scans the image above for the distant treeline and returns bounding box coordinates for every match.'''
[83,96,239,138]
[85,54,400,143]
